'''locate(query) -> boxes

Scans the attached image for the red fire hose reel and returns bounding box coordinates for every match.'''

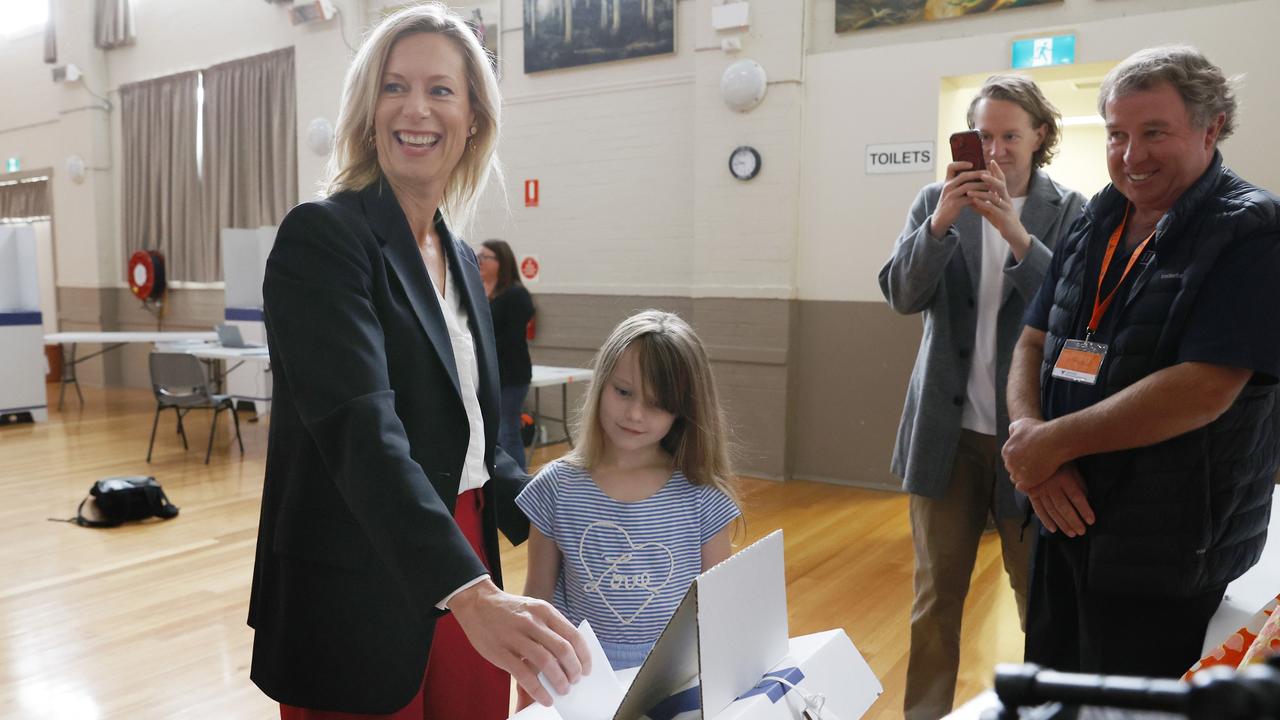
[127,250,166,301]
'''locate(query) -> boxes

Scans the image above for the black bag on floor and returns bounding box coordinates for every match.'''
[75,476,179,528]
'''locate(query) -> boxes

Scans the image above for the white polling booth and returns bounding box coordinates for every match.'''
[0,224,48,423]
[512,531,883,720]
[220,226,276,413]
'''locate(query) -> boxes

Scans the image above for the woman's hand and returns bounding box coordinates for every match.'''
[449,579,591,707]
[968,160,1032,260]
[928,161,987,239]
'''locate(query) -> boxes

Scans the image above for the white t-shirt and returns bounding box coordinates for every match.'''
[961,196,1027,436]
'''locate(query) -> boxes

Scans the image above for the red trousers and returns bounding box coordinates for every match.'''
[280,489,511,720]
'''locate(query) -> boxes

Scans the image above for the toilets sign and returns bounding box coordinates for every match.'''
[866,142,934,175]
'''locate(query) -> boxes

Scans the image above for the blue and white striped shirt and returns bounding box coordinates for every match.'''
[516,460,740,649]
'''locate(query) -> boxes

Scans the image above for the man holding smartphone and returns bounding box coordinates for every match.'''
[878,74,1085,720]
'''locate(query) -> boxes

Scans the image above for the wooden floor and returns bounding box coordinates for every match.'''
[0,385,1025,719]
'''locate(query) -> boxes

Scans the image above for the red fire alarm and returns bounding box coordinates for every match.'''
[520,255,540,282]
[524,179,539,208]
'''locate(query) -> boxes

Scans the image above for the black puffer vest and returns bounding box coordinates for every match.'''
[1040,152,1280,596]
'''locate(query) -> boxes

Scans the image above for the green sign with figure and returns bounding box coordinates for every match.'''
[1011,34,1077,69]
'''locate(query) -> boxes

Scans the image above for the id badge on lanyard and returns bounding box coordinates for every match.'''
[1052,205,1154,386]
[1053,339,1108,385]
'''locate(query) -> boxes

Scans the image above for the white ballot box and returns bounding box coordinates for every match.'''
[220,226,276,413]
[510,531,883,720]
[0,224,48,423]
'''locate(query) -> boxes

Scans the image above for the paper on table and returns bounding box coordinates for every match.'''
[537,620,624,720]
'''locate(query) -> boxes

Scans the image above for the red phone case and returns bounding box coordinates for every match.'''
[949,131,986,171]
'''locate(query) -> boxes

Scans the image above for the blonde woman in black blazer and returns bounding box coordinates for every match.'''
[248,5,588,718]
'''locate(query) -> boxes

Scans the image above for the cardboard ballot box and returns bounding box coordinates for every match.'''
[510,531,882,720]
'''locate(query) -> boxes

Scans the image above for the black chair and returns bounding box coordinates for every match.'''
[147,352,244,464]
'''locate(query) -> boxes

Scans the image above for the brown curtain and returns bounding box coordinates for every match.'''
[121,71,208,281]
[201,47,297,253]
[95,0,136,50]
[0,179,51,220]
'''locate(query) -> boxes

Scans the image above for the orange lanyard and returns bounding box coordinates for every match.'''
[1086,205,1155,341]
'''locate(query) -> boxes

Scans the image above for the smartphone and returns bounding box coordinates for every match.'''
[949,130,986,171]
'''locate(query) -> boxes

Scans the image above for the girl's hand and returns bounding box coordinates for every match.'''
[928,161,987,239]
[968,160,1032,260]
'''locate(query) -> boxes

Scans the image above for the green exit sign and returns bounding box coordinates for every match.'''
[5,157,18,173]
[1011,34,1076,69]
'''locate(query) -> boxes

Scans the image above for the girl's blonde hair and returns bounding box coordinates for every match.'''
[325,2,501,228]
[565,310,736,500]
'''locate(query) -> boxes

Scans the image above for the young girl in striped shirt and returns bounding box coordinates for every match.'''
[516,310,740,676]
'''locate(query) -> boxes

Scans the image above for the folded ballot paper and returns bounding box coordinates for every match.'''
[536,620,626,720]
[511,531,882,720]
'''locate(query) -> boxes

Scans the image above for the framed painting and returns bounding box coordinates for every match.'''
[524,0,675,73]
[836,0,1061,34]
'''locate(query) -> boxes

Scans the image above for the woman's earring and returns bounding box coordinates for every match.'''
[468,126,478,152]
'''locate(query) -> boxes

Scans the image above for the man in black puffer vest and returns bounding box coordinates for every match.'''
[1002,45,1280,678]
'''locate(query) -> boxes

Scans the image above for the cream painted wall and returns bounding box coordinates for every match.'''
[800,0,1280,302]
[102,0,363,283]
[0,2,113,289]
[472,0,698,296]
[0,0,363,293]
[3,0,1276,305]
[0,32,58,132]
[690,0,803,300]
[472,0,805,300]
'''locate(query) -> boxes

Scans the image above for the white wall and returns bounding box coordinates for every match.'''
[800,0,1280,302]
[0,0,363,293]
[3,0,1276,306]
[469,0,807,299]
[102,0,363,283]
[0,3,110,289]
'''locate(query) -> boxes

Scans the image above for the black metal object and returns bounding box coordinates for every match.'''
[979,656,1280,720]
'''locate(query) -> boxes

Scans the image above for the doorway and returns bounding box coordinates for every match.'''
[938,61,1117,199]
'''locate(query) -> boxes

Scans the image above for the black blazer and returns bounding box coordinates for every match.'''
[248,179,530,714]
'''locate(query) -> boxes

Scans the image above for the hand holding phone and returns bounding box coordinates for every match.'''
[949,130,986,172]
[930,130,989,237]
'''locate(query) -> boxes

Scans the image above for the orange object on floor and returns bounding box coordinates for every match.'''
[1183,593,1280,680]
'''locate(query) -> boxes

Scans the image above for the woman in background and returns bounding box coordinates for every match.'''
[479,239,535,470]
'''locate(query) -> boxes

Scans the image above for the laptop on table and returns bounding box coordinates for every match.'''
[215,324,264,350]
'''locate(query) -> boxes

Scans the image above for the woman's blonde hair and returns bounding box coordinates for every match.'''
[325,2,501,227]
[565,311,736,501]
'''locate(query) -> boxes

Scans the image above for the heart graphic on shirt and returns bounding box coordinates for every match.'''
[578,521,675,627]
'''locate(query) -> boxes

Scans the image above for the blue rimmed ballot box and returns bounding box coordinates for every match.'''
[0,224,47,424]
